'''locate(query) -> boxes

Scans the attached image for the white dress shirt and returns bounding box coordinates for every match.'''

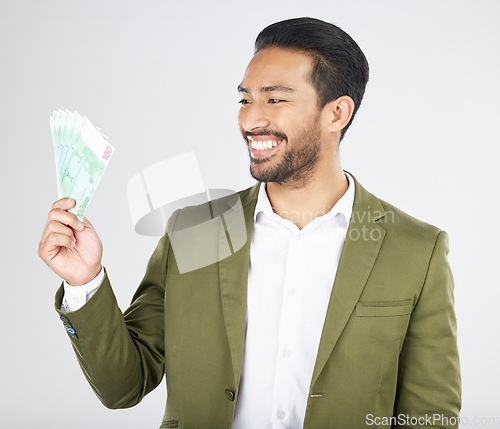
[62,174,355,429]
[232,174,354,429]
[61,268,103,313]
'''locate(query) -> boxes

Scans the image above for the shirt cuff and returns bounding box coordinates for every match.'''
[60,267,105,313]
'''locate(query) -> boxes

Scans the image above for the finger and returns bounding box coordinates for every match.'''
[46,206,84,232]
[51,198,76,211]
[38,231,76,261]
[40,219,76,245]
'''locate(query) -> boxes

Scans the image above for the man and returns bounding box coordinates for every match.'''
[38,17,461,428]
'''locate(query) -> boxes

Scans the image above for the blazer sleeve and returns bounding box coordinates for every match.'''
[394,231,461,428]
[54,231,171,409]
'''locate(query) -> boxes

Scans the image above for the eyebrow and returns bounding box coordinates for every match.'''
[237,84,295,94]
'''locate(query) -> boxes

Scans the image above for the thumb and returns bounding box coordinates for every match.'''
[82,216,95,229]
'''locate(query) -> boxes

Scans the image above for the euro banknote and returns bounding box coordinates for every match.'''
[50,110,114,220]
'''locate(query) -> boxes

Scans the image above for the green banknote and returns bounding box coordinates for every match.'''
[50,110,115,220]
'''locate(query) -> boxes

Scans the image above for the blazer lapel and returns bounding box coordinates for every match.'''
[311,175,387,386]
[218,184,260,386]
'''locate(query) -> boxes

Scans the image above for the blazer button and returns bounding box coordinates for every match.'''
[225,389,235,401]
[60,316,78,338]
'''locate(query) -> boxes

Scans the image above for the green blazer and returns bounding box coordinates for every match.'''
[55,174,461,428]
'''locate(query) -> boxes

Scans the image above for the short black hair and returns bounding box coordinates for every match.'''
[255,17,369,141]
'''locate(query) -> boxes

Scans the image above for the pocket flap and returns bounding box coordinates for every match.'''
[355,300,413,317]
[161,420,179,428]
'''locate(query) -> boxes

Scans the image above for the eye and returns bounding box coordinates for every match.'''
[268,99,284,104]
[239,99,252,105]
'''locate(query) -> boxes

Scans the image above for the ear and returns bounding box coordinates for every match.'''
[322,95,355,135]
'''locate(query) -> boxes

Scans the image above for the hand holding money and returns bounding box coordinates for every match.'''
[39,111,113,286]
[39,198,103,286]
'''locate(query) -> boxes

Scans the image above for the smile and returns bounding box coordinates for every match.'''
[247,136,284,153]
[250,140,281,150]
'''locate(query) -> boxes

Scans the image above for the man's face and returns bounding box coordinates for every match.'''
[238,47,325,186]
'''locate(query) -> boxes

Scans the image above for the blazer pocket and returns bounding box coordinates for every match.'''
[160,420,179,428]
[355,299,413,317]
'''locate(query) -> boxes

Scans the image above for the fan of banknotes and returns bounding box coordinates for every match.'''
[50,110,115,221]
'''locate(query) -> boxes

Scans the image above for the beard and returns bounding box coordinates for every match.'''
[248,120,322,188]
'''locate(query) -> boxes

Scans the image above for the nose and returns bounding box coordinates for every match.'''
[239,103,271,133]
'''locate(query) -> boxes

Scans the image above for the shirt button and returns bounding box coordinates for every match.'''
[277,410,286,420]
[288,288,297,296]
[283,348,293,358]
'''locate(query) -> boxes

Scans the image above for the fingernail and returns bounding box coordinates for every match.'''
[77,221,84,229]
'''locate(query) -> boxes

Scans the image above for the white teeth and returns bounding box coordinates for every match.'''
[250,140,281,150]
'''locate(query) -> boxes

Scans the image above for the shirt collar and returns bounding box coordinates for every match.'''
[253,172,355,226]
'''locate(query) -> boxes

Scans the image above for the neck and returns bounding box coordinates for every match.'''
[265,159,348,229]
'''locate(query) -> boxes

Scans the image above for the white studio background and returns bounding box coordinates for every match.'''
[0,0,499,428]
